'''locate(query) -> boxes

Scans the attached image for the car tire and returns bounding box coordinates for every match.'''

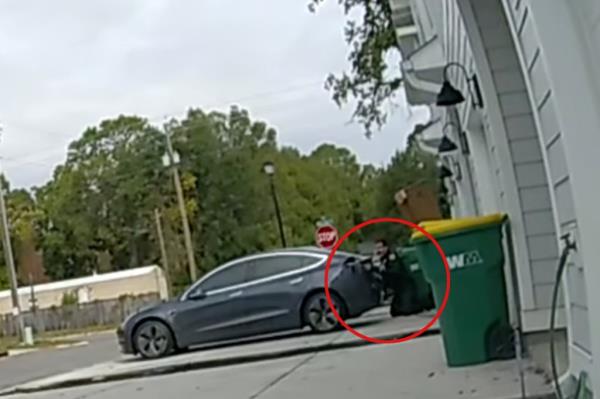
[303,291,345,333]
[133,320,175,359]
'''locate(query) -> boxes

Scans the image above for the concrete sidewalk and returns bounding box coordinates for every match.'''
[1,335,554,399]
[0,309,437,394]
[0,308,556,398]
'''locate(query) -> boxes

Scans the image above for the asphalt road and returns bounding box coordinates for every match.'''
[0,332,120,391]
[2,335,550,399]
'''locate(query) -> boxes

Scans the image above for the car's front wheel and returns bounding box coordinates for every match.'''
[134,320,175,359]
[303,292,345,333]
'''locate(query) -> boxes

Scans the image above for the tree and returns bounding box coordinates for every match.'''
[30,105,439,287]
[169,107,276,279]
[6,188,46,283]
[367,135,437,245]
[309,0,402,136]
[0,266,8,290]
[36,116,168,279]
[0,176,47,286]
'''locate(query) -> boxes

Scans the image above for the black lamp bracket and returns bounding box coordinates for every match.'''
[442,121,471,155]
[442,121,461,136]
[442,62,484,108]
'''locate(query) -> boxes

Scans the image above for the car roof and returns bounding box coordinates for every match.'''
[270,246,361,258]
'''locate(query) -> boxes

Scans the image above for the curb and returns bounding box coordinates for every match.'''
[1,328,441,395]
[54,341,89,350]
[503,394,555,399]
[7,348,39,357]
[45,330,115,342]
[0,340,88,359]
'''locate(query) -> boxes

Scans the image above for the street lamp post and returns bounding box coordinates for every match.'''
[262,161,287,248]
[162,128,198,284]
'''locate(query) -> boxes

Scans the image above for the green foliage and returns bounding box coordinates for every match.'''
[0,266,9,290]
[61,291,79,306]
[367,138,438,246]
[0,105,440,285]
[36,116,167,279]
[309,0,402,136]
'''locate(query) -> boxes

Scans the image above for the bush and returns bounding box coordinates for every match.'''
[61,291,78,306]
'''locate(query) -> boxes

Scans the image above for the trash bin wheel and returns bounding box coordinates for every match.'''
[487,323,516,360]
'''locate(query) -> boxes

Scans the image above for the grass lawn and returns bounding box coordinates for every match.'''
[0,337,17,354]
[0,336,81,354]
[41,324,117,338]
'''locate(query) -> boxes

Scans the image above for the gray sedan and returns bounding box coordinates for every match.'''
[117,247,381,359]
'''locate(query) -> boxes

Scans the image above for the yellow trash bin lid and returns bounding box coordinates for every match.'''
[411,213,506,241]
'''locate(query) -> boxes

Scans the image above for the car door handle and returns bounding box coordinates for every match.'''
[229,290,243,298]
[289,277,304,286]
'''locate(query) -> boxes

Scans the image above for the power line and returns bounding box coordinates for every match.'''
[204,80,324,109]
[146,79,325,124]
[3,79,328,170]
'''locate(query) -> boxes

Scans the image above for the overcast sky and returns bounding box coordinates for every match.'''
[0,0,428,189]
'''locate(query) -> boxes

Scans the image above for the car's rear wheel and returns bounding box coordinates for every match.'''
[303,292,345,333]
[134,320,175,359]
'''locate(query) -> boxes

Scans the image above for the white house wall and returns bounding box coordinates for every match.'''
[403,0,600,392]
[502,0,600,391]
[427,0,561,332]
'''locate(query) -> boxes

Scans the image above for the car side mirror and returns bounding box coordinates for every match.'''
[188,288,206,301]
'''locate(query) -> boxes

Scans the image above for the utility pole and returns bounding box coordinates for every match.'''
[29,273,38,313]
[154,208,172,298]
[163,125,198,283]
[0,173,25,341]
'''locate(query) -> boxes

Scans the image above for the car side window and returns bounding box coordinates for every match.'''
[200,262,247,292]
[247,255,320,281]
[300,255,322,267]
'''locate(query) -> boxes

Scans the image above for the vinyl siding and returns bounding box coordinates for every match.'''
[504,0,590,353]
[441,0,559,327]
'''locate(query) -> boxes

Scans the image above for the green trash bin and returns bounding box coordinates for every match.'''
[410,213,513,367]
[397,247,435,311]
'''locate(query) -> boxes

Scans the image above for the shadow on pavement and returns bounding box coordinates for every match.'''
[120,317,387,363]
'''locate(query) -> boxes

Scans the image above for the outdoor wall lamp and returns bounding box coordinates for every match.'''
[436,62,484,108]
[438,121,460,153]
[439,164,453,179]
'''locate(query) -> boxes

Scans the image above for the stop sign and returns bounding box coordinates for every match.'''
[315,224,338,249]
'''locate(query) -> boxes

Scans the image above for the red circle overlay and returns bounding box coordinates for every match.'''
[324,217,451,344]
[315,225,338,249]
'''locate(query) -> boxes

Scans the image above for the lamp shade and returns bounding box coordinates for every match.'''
[436,80,466,106]
[438,135,459,153]
[439,165,453,179]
